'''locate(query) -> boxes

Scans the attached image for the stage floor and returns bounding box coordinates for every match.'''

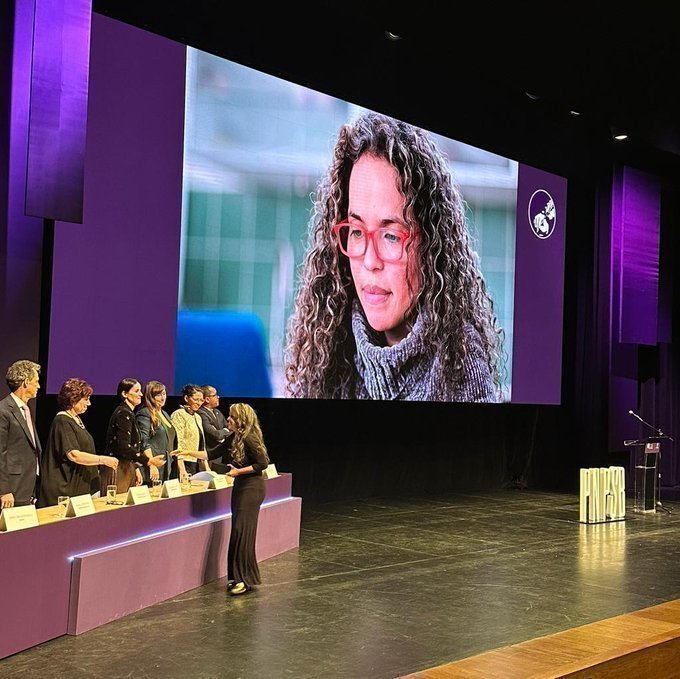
[4,489,680,678]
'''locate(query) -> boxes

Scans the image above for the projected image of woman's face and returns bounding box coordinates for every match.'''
[347,154,421,347]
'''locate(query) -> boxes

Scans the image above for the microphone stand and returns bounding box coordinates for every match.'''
[629,410,673,513]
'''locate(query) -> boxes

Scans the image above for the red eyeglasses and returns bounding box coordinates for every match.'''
[333,222,414,262]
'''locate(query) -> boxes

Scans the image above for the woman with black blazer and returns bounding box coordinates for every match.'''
[101,378,165,494]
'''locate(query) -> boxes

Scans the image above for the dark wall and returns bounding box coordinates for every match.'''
[36,393,551,505]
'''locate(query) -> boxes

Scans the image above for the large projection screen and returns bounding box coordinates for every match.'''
[176,49,566,404]
[47,18,566,404]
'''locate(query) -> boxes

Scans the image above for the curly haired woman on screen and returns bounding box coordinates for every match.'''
[284,111,504,402]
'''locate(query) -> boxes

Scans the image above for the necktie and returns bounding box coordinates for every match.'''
[21,405,36,447]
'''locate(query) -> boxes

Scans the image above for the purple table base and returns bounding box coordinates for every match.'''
[68,497,301,635]
[0,474,300,659]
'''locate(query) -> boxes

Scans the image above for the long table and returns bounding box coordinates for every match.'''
[0,473,301,659]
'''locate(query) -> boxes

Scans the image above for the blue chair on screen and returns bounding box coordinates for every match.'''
[174,310,273,398]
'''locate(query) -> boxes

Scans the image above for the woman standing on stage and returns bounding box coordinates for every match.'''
[225,403,270,595]
[39,378,119,507]
[170,384,210,480]
[102,378,165,493]
[136,380,176,483]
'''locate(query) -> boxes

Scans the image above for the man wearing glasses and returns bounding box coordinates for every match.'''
[198,385,232,471]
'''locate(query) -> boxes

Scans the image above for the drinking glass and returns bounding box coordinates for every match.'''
[57,496,69,518]
[106,484,117,504]
[152,478,162,498]
[180,472,190,492]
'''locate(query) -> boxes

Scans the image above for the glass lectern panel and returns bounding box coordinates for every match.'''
[633,442,660,513]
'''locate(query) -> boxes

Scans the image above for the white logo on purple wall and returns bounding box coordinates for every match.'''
[528,189,556,239]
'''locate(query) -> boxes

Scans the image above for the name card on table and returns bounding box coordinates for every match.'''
[161,479,182,498]
[125,485,152,505]
[0,505,39,532]
[188,471,211,490]
[262,463,279,479]
[65,494,96,517]
[209,473,229,489]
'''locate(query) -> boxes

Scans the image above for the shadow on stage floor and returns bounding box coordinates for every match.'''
[3,490,680,678]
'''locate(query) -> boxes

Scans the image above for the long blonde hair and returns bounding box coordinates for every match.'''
[229,403,269,467]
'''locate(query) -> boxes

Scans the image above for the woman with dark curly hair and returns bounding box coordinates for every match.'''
[224,403,270,595]
[39,378,119,507]
[170,383,211,480]
[284,111,504,401]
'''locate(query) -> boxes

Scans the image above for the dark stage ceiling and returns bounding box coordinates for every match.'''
[93,1,680,173]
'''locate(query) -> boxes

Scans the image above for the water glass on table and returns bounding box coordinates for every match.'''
[106,484,117,504]
[57,495,69,518]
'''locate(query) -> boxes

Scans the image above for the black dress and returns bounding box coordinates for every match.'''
[227,443,269,587]
[39,413,99,507]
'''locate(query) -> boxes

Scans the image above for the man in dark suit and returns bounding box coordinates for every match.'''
[0,360,42,508]
[198,385,232,472]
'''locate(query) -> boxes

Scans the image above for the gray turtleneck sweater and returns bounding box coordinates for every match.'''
[347,302,497,402]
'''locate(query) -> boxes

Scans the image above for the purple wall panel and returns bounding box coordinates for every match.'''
[657,200,673,344]
[511,165,567,404]
[609,166,662,452]
[47,15,186,394]
[614,166,661,345]
[25,0,91,223]
[1,0,44,381]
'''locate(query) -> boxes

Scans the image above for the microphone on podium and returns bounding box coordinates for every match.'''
[628,410,673,440]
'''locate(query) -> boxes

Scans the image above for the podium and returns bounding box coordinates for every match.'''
[624,436,667,513]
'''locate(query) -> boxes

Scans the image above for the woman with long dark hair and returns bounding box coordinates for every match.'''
[225,403,270,595]
[101,378,165,494]
[136,381,176,483]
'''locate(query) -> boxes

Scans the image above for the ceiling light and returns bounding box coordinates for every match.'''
[610,126,628,141]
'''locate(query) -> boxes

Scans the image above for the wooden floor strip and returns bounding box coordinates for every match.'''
[401,599,680,679]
